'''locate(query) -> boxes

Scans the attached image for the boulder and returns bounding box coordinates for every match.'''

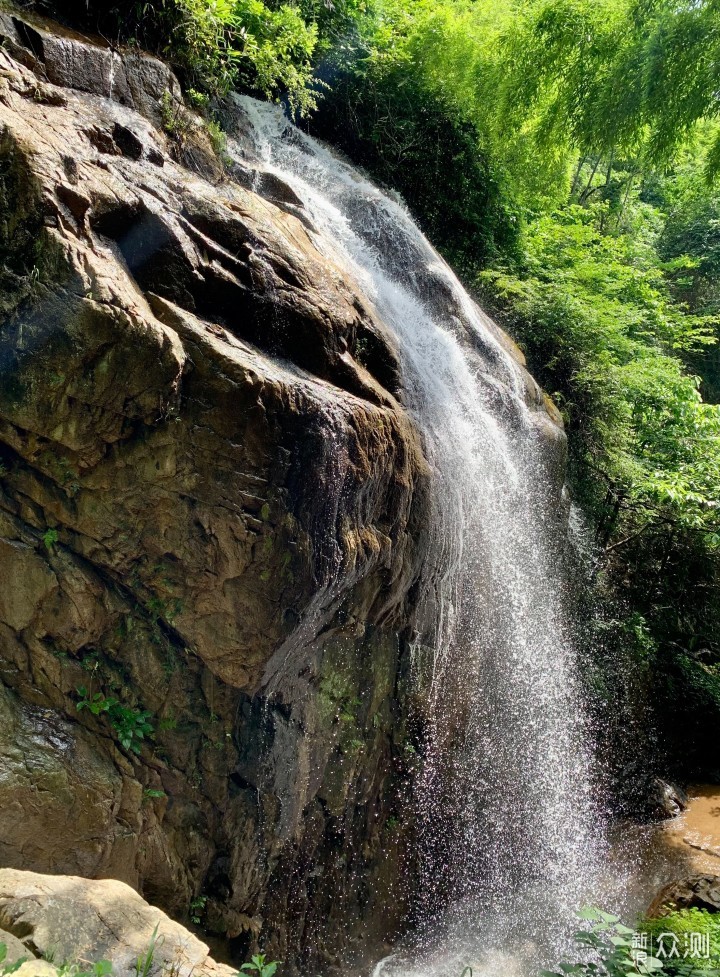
[0,868,235,977]
[647,875,720,917]
[0,927,31,966]
[646,778,689,820]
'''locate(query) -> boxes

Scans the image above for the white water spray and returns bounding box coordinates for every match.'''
[232,98,609,976]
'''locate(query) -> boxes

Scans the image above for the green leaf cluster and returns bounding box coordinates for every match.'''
[237,954,280,977]
[481,201,720,541]
[640,908,720,974]
[162,0,318,112]
[76,687,154,755]
[543,908,719,977]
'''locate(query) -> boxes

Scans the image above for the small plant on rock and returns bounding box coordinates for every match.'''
[110,704,154,754]
[0,942,26,975]
[76,687,114,716]
[143,788,166,800]
[57,962,112,977]
[134,925,160,977]
[76,688,154,755]
[189,895,207,925]
[238,954,280,977]
[206,118,231,167]
[160,89,190,144]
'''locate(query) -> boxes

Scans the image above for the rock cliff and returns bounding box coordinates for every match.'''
[0,8,430,968]
[0,7,563,970]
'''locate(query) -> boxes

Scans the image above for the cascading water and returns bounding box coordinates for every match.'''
[232,97,612,975]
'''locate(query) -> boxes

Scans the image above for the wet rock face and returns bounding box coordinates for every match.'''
[0,10,426,968]
[646,777,689,821]
[647,875,720,917]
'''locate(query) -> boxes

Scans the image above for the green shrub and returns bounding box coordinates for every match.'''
[77,687,154,755]
[543,908,718,977]
[153,0,319,112]
[640,908,720,973]
[238,954,280,977]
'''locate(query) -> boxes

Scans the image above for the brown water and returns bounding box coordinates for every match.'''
[609,785,720,922]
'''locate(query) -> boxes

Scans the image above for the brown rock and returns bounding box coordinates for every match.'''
[647,875,720,917]
[647,777,689,820]
[0,13,426,966]
[0,684,127,879]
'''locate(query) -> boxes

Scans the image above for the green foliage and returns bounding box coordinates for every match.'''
[42,528,59,552]
[159,0,318,112]
[238,954,280,977]
[206,118,230,163]
[189,895,207,925]
[543,908,719,977]
[134,925,159,977]
[496,0,720,180]
[656,156,720,400]
[479,191,720,774]
[76,688,112,715]
[640,909,720,973]
[481,203,720,529]
[76,687,154,755]
[318,668,361,725]
[186,87,211,111]
[160,89,190,142]
[109,705,154,755]
[542,908,663,977]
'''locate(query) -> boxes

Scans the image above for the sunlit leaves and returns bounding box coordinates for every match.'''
[161,0,318,112]
[479,201,720,544]
[497,0,720,179]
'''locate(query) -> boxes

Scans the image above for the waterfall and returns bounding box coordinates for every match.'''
[233,98,609,975]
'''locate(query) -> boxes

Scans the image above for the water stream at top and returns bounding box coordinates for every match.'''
[232,97,617,976]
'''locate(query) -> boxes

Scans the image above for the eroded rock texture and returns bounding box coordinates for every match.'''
[0,8,563,971]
